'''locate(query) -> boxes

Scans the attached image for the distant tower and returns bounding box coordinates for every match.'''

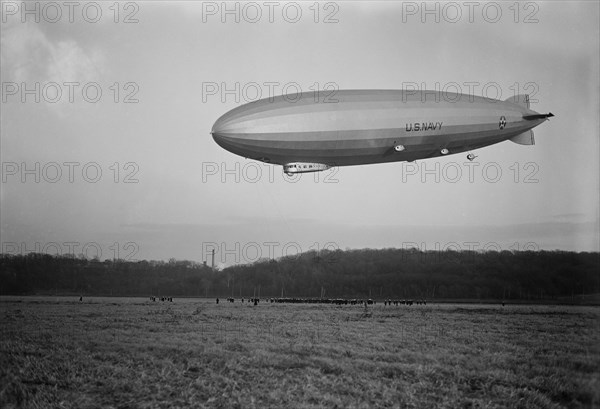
[211,249,215,270]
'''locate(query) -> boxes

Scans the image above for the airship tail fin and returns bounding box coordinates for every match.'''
[505,94,530,109]
[523,113,554,120]
[510,130,535,145]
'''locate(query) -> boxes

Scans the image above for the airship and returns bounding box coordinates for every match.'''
[211,90,553,175]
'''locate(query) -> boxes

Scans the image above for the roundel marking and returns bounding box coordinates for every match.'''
[499,116,506,130]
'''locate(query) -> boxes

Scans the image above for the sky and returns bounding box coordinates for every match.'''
[1,1,599,266]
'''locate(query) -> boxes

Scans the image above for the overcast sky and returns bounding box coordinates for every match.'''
[1,1,598,266]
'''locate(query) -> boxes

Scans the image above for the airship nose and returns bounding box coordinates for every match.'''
[211,127,245,157]
[211,117,225,143]
[211,113,236,143]
[211,130,227,149]
[211,108,247,151]
[210,121,221,137]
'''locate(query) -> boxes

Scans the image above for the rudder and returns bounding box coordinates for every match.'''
[505,94,530,109]
[510,130,535,145]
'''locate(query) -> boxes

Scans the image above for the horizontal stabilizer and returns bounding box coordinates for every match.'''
[523,113,554,120]
[505,94,530,109]
[510,130,535,145]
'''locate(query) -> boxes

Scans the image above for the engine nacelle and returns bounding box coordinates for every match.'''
[283,162,331,175]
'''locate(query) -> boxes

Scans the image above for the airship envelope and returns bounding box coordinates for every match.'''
[211,90,553,174]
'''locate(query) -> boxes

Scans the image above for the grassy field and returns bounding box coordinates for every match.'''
[1,297,598,408]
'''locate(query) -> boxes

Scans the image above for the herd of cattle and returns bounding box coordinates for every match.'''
[215,297,427,306]
[150,296,173,302]
[147,296,429,306]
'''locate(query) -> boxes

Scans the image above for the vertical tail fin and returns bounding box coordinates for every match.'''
[505,94,530,109]
[510,130,535,145]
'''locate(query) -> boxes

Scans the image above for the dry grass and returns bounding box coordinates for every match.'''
[1,297,598,408]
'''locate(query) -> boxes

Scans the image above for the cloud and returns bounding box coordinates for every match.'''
[1,21,105,116]
[1,21,48,82]
[45,39,104,82]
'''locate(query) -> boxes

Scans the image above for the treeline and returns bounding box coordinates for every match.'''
[0,249,598,300]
